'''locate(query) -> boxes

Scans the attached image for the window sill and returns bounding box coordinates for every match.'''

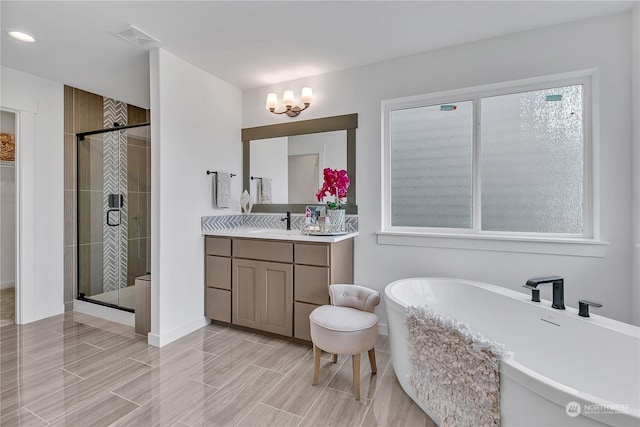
[376,231,609,258]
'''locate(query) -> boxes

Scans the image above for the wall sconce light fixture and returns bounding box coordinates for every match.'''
[265,87,313,117]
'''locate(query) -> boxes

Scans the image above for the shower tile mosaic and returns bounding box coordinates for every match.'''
[102,97,128,293]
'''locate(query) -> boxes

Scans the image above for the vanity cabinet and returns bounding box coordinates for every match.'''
[204,237,232,322]
[204,235,354,342]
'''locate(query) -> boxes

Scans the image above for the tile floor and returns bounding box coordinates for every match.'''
[0,311,436,427]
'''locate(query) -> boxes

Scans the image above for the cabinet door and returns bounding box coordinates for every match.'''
[294,301,319,341]
[205,237,231,256]
[294,265,330,305]
[261,261,293,337]
[232,259,260,329]
[205,288,231,323]
[205,256,231,290]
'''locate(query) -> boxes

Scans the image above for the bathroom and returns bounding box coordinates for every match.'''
[1,1,639,426]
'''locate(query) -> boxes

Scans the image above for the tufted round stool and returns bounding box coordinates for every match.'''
[309,284,380,400]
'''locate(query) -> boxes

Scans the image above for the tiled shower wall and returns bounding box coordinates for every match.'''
[63,86,150,311]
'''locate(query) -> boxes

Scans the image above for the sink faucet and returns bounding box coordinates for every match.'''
[523,276,565,310]
[281,212,291,230]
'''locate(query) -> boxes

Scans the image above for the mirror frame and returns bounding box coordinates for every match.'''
[242,113,358,214]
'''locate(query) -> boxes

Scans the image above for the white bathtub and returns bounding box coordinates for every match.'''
[384,277,640,426]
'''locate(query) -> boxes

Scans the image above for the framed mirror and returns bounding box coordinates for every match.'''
[242,114,358,214]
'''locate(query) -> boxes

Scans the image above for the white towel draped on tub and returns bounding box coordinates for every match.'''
[215,171,231,208]
[405,305,510,427]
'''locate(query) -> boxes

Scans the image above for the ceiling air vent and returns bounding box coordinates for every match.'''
[111,24,160,48]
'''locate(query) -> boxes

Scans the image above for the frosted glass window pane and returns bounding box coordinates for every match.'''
[390,101,473,228]
[480,85,583,233]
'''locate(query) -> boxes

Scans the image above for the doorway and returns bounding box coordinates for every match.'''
[288,153,319,204]
[0,110,17,326]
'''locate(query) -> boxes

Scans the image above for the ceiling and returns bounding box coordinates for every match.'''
[1,1,637,108]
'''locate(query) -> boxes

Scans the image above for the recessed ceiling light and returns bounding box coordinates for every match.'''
[8,31,37,43]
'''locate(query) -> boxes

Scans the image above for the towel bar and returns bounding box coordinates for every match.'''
[206,170,236,177]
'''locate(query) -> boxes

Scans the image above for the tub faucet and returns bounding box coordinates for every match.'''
[523,276,565,310]
[281,211,291,230]
[578,300,602,317]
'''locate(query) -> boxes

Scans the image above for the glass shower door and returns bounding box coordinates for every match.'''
[77,129,131,310]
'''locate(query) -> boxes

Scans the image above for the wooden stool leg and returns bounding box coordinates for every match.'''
[352,354,361,400]
[332,353,338,363]
[312,345,321,386]
[368,348,377,374]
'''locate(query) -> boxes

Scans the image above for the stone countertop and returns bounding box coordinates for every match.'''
[202,227,358,243]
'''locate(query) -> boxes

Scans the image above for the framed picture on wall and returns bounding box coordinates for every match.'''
[0,133,15,164]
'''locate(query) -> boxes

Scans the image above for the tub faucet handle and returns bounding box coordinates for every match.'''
[522,284,541,302]
[578,300,602,318]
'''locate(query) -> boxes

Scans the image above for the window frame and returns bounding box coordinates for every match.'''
[380,70,606,256]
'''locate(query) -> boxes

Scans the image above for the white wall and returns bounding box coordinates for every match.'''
[149,49,242,347]
[243,12,637,326]
[0,66,64,323]
[632,3,640,327]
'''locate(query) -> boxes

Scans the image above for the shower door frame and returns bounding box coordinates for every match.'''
[75,122,150,312]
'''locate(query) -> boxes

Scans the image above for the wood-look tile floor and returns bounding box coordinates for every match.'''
[0,312,436,427]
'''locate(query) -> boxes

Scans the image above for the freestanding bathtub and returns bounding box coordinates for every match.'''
[385,277,640,426]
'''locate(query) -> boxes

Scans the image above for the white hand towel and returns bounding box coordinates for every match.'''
[216,172,232,208]
[211,173,217,206]
[260,178,272,204]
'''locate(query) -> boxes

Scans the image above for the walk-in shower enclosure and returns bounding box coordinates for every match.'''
[76,122,150,311]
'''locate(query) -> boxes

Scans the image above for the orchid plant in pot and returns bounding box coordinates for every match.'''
[316,168,349,232]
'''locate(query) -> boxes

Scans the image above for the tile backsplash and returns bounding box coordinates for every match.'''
[201,214,358,233]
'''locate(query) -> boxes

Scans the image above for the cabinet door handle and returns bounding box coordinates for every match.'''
[106,209,120,226]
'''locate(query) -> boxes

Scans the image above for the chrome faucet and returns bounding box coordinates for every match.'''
[281,212,291,230]
[523,276,565,310]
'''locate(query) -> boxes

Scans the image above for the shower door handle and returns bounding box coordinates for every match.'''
[106,209,121,226]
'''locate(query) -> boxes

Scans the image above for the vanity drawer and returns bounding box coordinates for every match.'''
[294,243,329,266]
[294,265,330,305]
[294,301,319,341]
[234,239,293,263]
[205,288,231,323]
[205,237,231,257]
[205,256,231,290]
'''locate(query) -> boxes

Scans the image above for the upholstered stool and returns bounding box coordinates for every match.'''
[309,284,380,400]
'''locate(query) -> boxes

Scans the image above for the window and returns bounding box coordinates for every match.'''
[383,74,593,240]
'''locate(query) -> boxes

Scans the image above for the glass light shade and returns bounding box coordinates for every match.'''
[301,87,313,105]
[282,90,295,107]
[265,93,278,110]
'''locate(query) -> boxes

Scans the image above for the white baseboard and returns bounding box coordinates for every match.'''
[378,322,388,336]
[0,281,15,290]
[73,300,135,327]
[147,316,209,348]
